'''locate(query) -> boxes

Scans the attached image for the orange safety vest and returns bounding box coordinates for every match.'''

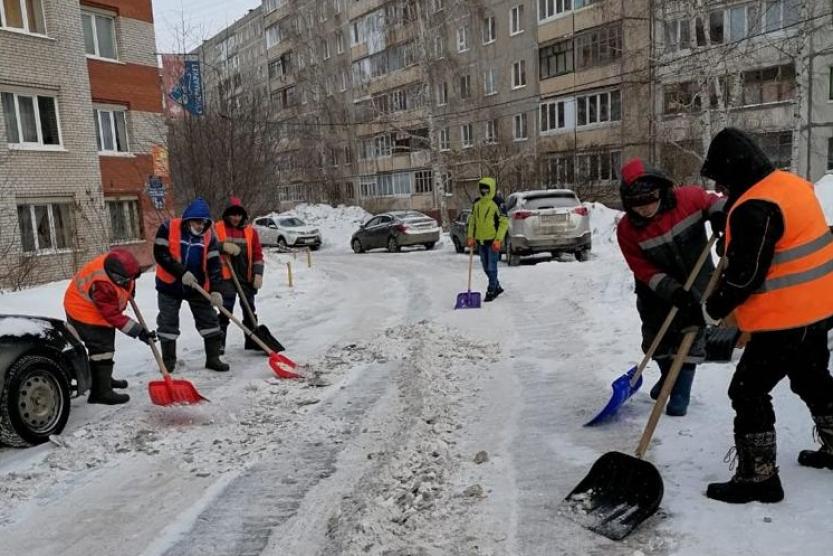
[725,170,833,332]
[155,218,210,288]
[64,253,132,327]
[214,221,254,281]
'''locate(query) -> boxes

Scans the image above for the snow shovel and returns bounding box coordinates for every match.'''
[584,235,719,426]
[128,299,208,406]
[454,248,481,309]
[561,329,698,540]
[192,284,302,379]
[222,255,285,353]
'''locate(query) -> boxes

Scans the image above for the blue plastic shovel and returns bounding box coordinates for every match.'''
[585,236,718,426]
[455,249,481,309]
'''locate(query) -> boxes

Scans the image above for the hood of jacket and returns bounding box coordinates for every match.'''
[619,158,676,227]
[181,197,212,226]
[222,196,249,228]
[701,127,776,201]
[478,177,497,201]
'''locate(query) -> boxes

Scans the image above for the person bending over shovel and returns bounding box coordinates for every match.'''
[466,177,508,302]
[214,197,264,354]
[617,158,725,416]
[701,128,833,504]
[64,249,155,405]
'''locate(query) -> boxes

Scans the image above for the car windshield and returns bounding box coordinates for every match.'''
[279,218,306,227]
[523,195,578,210]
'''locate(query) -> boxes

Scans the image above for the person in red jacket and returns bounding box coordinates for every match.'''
[64,249,155,405]
[214,198,265,352]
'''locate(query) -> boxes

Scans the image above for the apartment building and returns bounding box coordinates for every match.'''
[0,0,169,288]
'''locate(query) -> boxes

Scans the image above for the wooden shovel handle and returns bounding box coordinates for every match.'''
[191,283,275,355]
[222,254,259,328]
[467,244,474,292]
[128,298,171,379]
[629,235,719,387]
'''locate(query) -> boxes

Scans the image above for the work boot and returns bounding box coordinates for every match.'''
[244,332,260,351]
[666,366,695,416]
[494,286,504,298]
[706,431,784,504]
[798,415,833,469]
[218,331,226,355]
[204,336,230,372]
[161,340,177,373]
[110,377,128,389]
[484,289,497,302]
[88,361,130,405]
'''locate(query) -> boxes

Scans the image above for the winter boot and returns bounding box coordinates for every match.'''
[484,289,497,303]
[204,336,230,372]
[161,340,177,373]
[706,431,784,504]
[88,361,130,405]
[649,370,667,400]
[218,331,226,355]
[798,415,833,470]
[494,286,504,299]
[110,377,128,389]
[666,366,695,417]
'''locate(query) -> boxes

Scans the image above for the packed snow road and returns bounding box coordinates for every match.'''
[1,207,831,555]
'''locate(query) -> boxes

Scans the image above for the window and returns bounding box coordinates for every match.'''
[538,0,572,22]
[459,74,472,99]
[765,0,801,33]
[264,0,286,13]
[439,127,450,151]
[415,170,433,194]
[17,202,75,253]
[457,24,470,52]
[433,34,446,58]
[514,113,528,140]
[1,0,45,34]
[540,98,575,133]
[663,81,700,114]
[539,39,573,79]
[576,90,621,126]
[512,60,527,89]
[753,131,792,169]
[374,133,392,158]
[664,18,691,52]
[484,69,497,96]
[485,120,498,144]
[82,11,116,59]
[437,81,448,106]
[728,4,760,41]
[511,5,524,35]
[266,23,281,48]
[544,155,575,186]
[94,108,128,153]
[575,24,622,69]
[336,31,345,54]
[742,64,796,105]
[2,92,61,148]
[106,198,142,242]
[322,38,330,60]
[461,124,473,148]
[340,70,348,92]
[576,150,622,183]
[829,67,833,101]
[709,10,725,44]
[268,53,292,79]
[344,146,353,164]
[828,137,833,172]
[483,16,496,44]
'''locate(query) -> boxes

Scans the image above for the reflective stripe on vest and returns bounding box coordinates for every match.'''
[214,221,254,282]
[64,254,131,327]
[155,218,210,288]
[725,170,833,332]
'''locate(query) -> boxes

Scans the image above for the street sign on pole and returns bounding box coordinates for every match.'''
[146,176,167,209]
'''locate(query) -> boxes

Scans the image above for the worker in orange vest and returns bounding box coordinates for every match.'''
[701,127,833,504]
[214,197,264,354]
[64,249,155,405]
[153,197,229,373]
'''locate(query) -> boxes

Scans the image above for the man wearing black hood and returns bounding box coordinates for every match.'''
[617,158,726,417]
[701,127,833,504]
[214,197,265,352]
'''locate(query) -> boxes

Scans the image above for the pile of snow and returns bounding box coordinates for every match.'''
[814,174,833,225]
[0,316,50,338]
[273,203,372,252]
[585,202,622,253]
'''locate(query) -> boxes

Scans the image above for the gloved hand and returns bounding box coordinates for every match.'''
[466,238,475,248]
[181,271,199,288]
[491,240,502,253]
[222,241,241,256]
[671,288,705,329]
[253,274,263,290]
[138,329,157,345]
[210,291,224,307]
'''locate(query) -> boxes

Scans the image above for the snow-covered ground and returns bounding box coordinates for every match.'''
[267,203,372,253]
[0,202,831,555]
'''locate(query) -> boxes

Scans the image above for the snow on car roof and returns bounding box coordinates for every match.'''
[0,316,51,338]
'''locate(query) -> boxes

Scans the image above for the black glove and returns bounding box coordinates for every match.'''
[709,211,727,236]
[671,288,705,329]
[138,329,157,345]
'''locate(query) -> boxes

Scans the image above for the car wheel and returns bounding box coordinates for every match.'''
[311,245,321,252]
[506,238,521,267]
[452,237,464,254]
[424,242,436,251]
[387,236,400,253]
[351,239,364,254]
[0,355,71,447]
[277,237,288,251]
[576,249,590,262]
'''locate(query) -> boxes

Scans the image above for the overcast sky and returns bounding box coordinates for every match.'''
[153,0,261,53]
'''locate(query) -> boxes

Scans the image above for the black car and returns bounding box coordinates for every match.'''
[449,209,508,257]
[351,211,441,253]
[0,315,91,447]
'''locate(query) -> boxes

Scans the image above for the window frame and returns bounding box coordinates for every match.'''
[457,24,470,52]
[1,0,47,36]
[513,113,528,141]
[827,136,833,172]
[2,91,63,150]
[16,201,75,254]
[461,123,474,149]
[539,39,573,80]
[106,197,143,243]
[512,59,527,89]
[439,127,451,151]
[82,10,118,60]
[94,107,130,154]
[459,74,472,99]
[437,80,448,106]
[484,69,498,96]
[510,5,525,36]
[482,15,496,45]
[485,119,498,144]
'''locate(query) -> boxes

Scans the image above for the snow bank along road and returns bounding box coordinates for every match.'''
[1,217,830,555]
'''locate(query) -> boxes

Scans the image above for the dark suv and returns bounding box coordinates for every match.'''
[0,315,91,446]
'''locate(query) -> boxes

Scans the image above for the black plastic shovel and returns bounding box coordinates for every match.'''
[223,255,285,353]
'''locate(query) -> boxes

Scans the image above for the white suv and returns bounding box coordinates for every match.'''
[253,216,322,250]
[504,189,591,265]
